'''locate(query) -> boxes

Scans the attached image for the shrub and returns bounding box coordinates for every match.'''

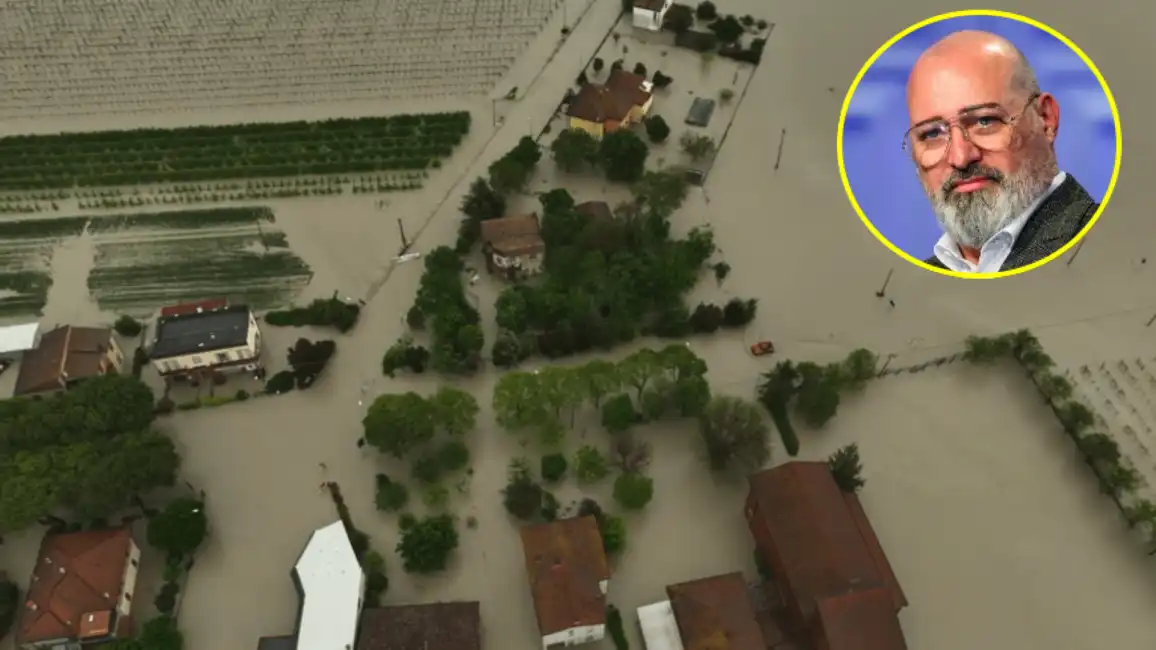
[265,296,361,333]
[153,582,179,614]
[593,57,605,72]
[695,1,718,20]
[645,116,671,143]
[652,71,674,88]
[633,62,647,76]
[406,305,425,330]
[540,453,568,482]
[423,485,451,510]
[600,513,627,555]
[719,88,735,103]
[740,14,755,26]
[722,297,758,327]
[662,3,694,33]
[437,439,471,472]
[756,19,768,29]
[613,472,655,510]
[235,389,250,401]
[574,445,610,483]
[113,314,143,337]
[607,604,629,650]
[265,370,296,394]
[375,474,410,512]
[363,550,389,606]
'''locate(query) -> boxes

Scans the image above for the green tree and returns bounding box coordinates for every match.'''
[1099,461,1141,497]
[696,1,718,20]
[613,472,654,510]
[618,348,662,401]
[827,443,865,493]
[437,439,471,472]
[709,15,744,43]
[541,453,569,482]
[503,458,544,519]
[962,335,1008,363]
[537,366,586,426]
[374,474,409,512]
[645,116,671,143]
[430,386,479,436]
[140,615,184,650]
[495,286,530,333]
[68,431,181,521]
[363,392,437,458]
[841,349,878,388]
[689,303,724,332]
[698,396,770,474]
[1078,432,1121,463]
[600,513,627,555]
[574,445,610,483]
[662,3,694,32]
[599,129,649,183]
[601,394,640,434]
[1057,401,1096,435]
[581,360,621,408]
[1038,373,1074,403]
[147,497,207,559]
[489,156,532,194]
[363,549,389,606]
[1126,499,1156,530]
[551,128,600,172]
[493,371,549,432]
[630,171,689,218]
[411,453,443,484]
[795,377,841,428]
[680,132,716,161]
[509,136,543,168]
[396,514,459,573]
[673,375,711,417]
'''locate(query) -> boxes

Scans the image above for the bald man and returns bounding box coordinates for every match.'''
[905,30,1098,273]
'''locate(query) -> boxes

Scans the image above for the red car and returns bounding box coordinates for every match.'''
[750,341,775,357]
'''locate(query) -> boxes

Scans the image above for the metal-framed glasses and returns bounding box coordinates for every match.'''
[902,92,1041,167]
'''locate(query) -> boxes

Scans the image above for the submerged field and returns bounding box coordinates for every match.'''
[0,207,312,316]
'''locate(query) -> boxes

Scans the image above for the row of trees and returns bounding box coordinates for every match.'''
[962,330,1156,546]
[0,375,180,532]
[264,294,361,332]
[402,247,484,374]
[0,112,471,190]
[147,496,208,618]
[756,349,880,455]
[550,128,649,183]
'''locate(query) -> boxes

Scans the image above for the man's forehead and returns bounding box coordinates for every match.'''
[907,49,1013,122]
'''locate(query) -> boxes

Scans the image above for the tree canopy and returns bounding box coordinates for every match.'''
[551,128,600,172]
[147,497,207,560]
[599,129,649,182]
[397,514,459,573]
[827,443,865,493]
[0,375,179,532]
[364,389,478,458]
[698,395,770,474]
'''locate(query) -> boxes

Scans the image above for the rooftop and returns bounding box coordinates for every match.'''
[13,325,114,396]
[567,70,650,124]
[292,520,364,650]
[667,573,767,650]
[520,515,610,636]
[19,527,134,645]
[576,200,614,221]
[357,602,482,650]
[149,303,252,359]
[815,587,908,650]
[480,213,545,257]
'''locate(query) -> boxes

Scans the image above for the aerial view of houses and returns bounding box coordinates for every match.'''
[1,1,1155,650]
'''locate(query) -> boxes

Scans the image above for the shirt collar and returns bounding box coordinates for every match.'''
[933,171,1067,273]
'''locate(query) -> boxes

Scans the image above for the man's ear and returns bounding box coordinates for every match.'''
[1036,92,1060,142]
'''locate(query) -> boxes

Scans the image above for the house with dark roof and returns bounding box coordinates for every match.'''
[520,515,611,649]
[357,601,481,650]
[12,324,123,397]
[746,462,908,650]
[566,69,654,139]
[480,213,546,281]
[632,0,674,31]
[637,572,769,650]
[147,299,262,378]
[575,201,614,222]
[17,527,141,649]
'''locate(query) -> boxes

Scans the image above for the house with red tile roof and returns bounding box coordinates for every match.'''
[566,69,654,139]
[13,324,123,397]
[520,515,611,649]
[17,527,141,648]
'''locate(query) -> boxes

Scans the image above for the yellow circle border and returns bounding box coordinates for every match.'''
[836,9,1122,280]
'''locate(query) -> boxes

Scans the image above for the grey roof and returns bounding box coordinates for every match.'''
[686,97,716,127]
[149,304,251,359]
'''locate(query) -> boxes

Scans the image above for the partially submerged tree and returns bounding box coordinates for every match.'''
[363,392,437,458]
[827,443,865,493]
[551,128,600,172]
[698,395,770,474]
[396,514,459,573]
[147,497,208,560]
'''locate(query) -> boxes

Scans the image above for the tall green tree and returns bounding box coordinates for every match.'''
[631,171,689,218]
[827,443,865,493]
[459,177,506,222]
[493,371,549,432]
[601,394,640,434]
[599,130,649,183]
[363,392,437,458]
[618,348,662,401]
[551,128,599,172]
[430,386,479,436]
[581,360,621,408]
[396,514,459,573]
[698,396,770,474]
[147,497,208,559]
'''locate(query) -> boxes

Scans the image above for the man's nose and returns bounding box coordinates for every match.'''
[945,124,981,168]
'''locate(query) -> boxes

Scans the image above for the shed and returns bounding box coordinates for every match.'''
[0,322,39,356]
[685,98,716,127]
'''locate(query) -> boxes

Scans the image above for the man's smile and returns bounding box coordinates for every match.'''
[950,177,996,193]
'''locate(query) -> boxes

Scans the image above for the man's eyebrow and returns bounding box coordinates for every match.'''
[909,102,1005,129]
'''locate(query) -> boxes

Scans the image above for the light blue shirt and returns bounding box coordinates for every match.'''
[934,172,1067,273]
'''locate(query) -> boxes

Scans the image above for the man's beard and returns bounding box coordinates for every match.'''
[925,150,1057,250]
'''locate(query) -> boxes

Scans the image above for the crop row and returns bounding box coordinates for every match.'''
[3,140,463,165]
[0,112,471,151]
[0,271,51,317]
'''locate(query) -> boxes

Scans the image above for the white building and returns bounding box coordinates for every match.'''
[292,520,366,650]
[520,516,611,649]
[0,321,39,359]
[148,299,262,377]
[632,0,673,31]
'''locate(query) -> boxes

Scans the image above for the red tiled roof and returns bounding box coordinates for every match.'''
[567,70,651,124]
[19,528,134,645]
[357,602,481,650]
[667,573,767,650]
[747,462,905,624]
[816,587,908,650]
[13,325,115,396]
[480,214,545,257]
[520,516,610,636]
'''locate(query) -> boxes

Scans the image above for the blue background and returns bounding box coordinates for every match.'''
[842,16,1117,259]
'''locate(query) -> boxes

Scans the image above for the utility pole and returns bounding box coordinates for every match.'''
[875,268,893,298]
[1146,312,1156,328]
[773,128,787,171]
[397,218,410,255]
[877,353,898,377]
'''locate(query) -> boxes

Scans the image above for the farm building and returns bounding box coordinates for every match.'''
[637,572,769,650]
[257,520,365,650]
[148,299,262,378]
[520,515,611,649]
[12,324,123,397]
[480,213,546,281]
[17,527,142,648]
[356,601,482,650]
[746,462,908,649]
[632,0,674,31]
[685,97,716,127]
[566,70,654,139]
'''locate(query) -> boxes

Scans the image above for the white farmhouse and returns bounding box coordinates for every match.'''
[632,0,673,31]
[148,298,263,378]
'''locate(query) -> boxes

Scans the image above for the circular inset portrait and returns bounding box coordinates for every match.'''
[838,10,1121,278]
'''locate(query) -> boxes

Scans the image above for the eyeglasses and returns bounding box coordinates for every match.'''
[902,92,1040,167]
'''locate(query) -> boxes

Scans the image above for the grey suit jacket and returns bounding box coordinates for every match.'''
[924,174,1099,272]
